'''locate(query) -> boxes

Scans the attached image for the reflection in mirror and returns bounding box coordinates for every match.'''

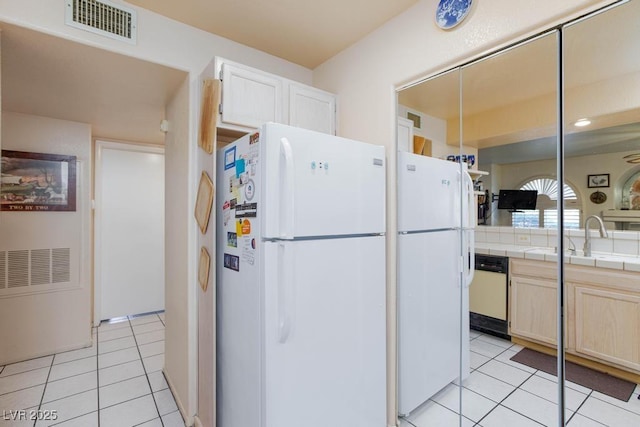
[396,68,466,425]
[396,29,563,425]
[562,3,640,427]
[461,31,561,426]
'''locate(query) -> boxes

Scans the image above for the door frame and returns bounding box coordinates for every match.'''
[93,139,165,326]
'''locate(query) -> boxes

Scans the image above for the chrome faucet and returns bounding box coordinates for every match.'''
[583,215,609,257]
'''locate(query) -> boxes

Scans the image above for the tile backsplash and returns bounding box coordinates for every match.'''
[475,226,640,256]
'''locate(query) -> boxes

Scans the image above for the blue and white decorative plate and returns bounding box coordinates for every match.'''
[436,0,473,30]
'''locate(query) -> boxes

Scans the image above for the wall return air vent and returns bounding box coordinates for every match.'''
[65,0,137,44]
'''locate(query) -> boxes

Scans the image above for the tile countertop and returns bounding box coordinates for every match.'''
[475,242,640,273]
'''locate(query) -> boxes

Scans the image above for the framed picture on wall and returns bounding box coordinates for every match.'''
[1,150,77,212]
[198,246,211,292]
[587,173,610,188]
[195,171,214,234]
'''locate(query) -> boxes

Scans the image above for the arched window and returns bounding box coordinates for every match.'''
[622,169,640,210]
[512,178,581,229]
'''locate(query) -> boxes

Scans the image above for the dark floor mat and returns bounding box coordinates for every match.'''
[510,348,636,402]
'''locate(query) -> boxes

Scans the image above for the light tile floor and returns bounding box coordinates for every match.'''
[401,330,640,427]
[0,312,184,427]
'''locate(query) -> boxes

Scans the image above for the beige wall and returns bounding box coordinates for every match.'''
[312,1,617,425]
[0,112,92,365]
[0,1,316,423]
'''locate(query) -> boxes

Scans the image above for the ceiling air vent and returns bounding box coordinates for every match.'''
[65,0,137,44]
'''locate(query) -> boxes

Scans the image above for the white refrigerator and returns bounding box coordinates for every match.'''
[397,152,475,416]
[216,123,387,427]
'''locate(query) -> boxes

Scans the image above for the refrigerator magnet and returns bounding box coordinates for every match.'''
[235,203,257,218]
[244,179,255,201]
[235,158,246,178]
[242,239,256,265]
[224,146,236,170]
[227,232,238,248]
[223,253,240,272]
[241,219,252,235]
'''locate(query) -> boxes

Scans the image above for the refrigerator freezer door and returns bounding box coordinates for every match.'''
[261,123,385,239]
[398,229,463,416]
[398,152,461,232]
[262,237,386,427]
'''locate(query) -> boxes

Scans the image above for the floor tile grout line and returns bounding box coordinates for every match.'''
[468,334,549,426]
[471,370,541,426]
[34,354,56,427]
[40,386,99,406]
[398,414,418,427]
[0,365,54,382]
[98,344,138,357]
[469,339,542,426]
[475,332,640,425]
[98,329,164,345]
[98,355,164,374]
[48,410,98,427]
[99,390,155,412]
[566,390,594,425]
[127,318,165,427]
[587,391,640,418]
[531,371,595,395]
[132,415,165,426]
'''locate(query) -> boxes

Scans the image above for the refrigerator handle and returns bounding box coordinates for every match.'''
[463,171,475,287]
[463,171,475,229]
[465,229,475,287]
[277,242,294,343]
[280,137,295,239]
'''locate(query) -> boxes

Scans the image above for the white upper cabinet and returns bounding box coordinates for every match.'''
[397,117,414,152]
[288,83,336,135]
[217,58,336,134]
[220,62,283,129]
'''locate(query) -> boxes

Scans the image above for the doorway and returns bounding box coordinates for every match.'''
[94,140,165,322]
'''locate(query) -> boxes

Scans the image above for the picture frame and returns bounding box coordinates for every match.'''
[587,173,610,188]
[195,171,214,234]
[1,150,77,212]
[198,246,211,292]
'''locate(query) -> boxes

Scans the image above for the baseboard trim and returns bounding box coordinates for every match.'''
[164,368,195,427]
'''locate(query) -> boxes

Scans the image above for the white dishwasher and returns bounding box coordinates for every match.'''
[470,254,510,339]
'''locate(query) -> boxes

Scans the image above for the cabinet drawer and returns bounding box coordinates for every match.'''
[510,258,557,280]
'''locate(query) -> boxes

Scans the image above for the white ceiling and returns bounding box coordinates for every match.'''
[1,23,187,144]
[125,0,420,69]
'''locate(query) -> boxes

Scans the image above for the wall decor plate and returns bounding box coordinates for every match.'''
[436,0,473,30]
[590,191,607,204]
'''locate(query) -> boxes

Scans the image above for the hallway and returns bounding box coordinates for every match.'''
[0,312,182,426]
